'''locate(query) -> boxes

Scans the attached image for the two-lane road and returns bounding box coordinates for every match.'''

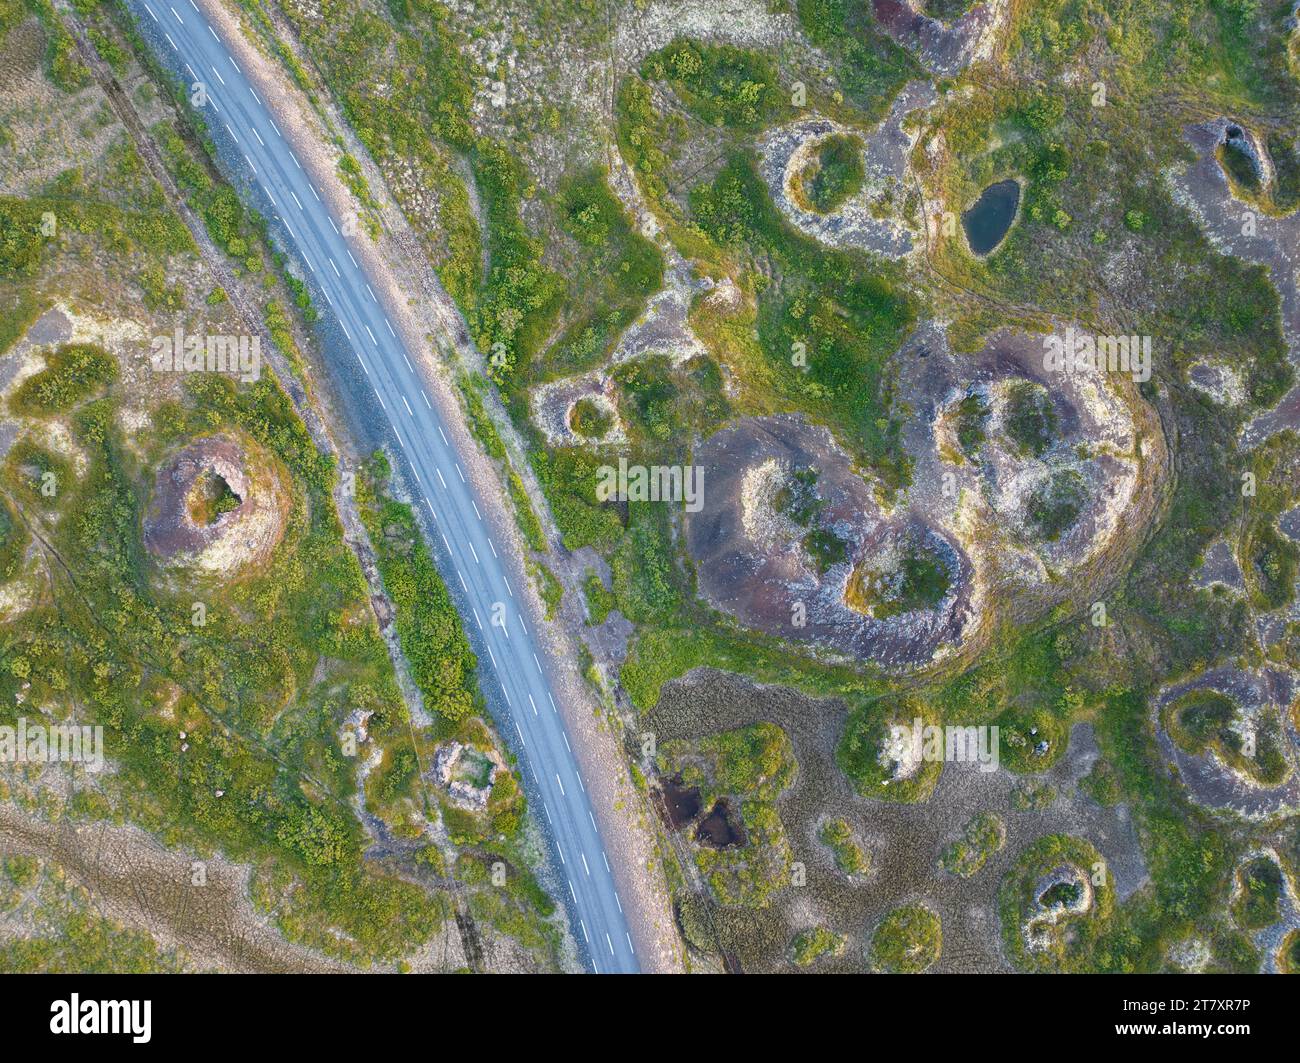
[126,0,637,972]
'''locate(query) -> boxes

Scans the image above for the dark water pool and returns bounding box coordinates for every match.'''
[655,774,702,829]
[694,799,745,849]
[962,178,1020,256]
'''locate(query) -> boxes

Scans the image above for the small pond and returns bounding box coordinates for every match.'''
[962,178,1020,256]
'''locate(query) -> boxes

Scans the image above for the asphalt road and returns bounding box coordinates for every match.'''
[126,0,637,973]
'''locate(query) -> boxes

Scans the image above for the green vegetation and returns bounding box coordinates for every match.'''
[0,197,48,277]
[837,695,941,803]
[793,0,917,114]
[1163,689,1288,786]
[641,40,785,131]
[1002,381,1057,458]
[869,904,942,973]
[952,391,990,460]
[268,0,558,380]
[1000,835,1113,972]
[1280,929,1300,974]
[1079,758,1122,806]
[456,372,507,461]
[691,155,916,488]
[1232,856,1283,931]
[658,723,796,908]
[568,397,613,439]
[506,469,548,553]
[819,818,868,874]
[529,447,622,551]
[0,497,28,582]
[791,925,846,967]
[799,134,864,214]
[530,559,563,621]
[1010,781,1057,814]
[1025,469,1086,542]
[358,452,478,724]
[583,569,616,625]
[545,169,663,379]
[0,883,179,972]
[612,353,728,444]
[804,527,848,574]
[846,543,951,619]
[186,469,241,526]
[1245,518,1300,611]
[9,343,117,415]
[941,812,1006,878]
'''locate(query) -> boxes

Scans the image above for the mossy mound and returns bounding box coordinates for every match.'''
[1000,834,1114,972]
[868,904,942,973]
[1231,856,1284,931]
[837,696,943,803]
[940,811,1006,878]
[796,134,865,215]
